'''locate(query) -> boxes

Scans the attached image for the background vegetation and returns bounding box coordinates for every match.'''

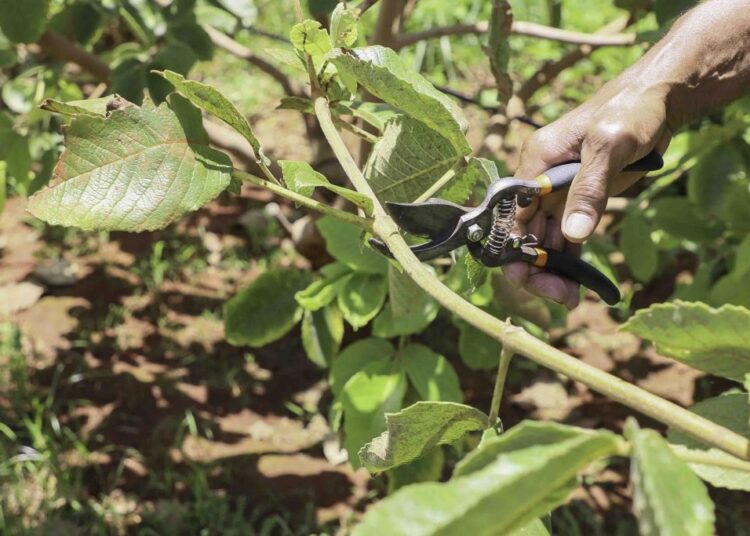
[0,0,748,534]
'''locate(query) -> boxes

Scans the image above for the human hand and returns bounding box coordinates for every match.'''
[503,81,671,308]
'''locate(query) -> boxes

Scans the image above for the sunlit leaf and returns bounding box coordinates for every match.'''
[296,262,352,311]
[290,20,331,57]
[28,95,233,231]
[330,46,470,155]
[401,344,462,403]
[359,401,486,472]
[338,272,387,329]
[301,306,343,368]
[224,270,312,348]
[342,359,406,467]
[330,337,394,396]
[280,160,373,215]
[353,429,618,535]
[622,301,750,382]
[41,96,113,118]
[628,421,715,536]
[330,3,358,47]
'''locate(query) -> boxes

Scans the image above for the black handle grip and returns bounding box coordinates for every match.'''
[541,249,621,305]
[541,150,664,194]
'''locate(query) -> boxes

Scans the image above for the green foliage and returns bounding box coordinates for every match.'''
[620,211,658,283]
[0,0,49,43]
[329,46,471,155]
[330,3,359,48]
[668,394,750,491]
[359,401,488,472]
[280,160,373,214]
[401,344,462,403]
[627,421,715,536]
[353,425,619,535]
[28,95,233,231]
[338,271,388,329]
[301,306,344,367]
[330,337,394,396]
[622,301,750,382]
[290,20,332,58]
[316,216,388,274]
[224,269,312,347]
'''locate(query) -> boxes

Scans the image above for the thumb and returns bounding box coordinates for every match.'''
[562,125,636,242]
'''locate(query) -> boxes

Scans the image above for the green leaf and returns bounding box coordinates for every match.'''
[0,0,49,43]
[510,519,550,536]
[687,144,746,217]
[41,96,113,118]
[487,0,513,109]
[655,0,699,26]
[330,46,470,155]
[401,344,462,403]
[148,43,198,104]
[734,234,750,277]
[628,422,715,536]
[364,116,471,203]
[156,70,268,165]
[387,448,444,492]
[465,253,488,291]
[290,20,332,57]
[330,3,358,47]
[280,160,373,215]
[455,420,600,477]
[622,301,750,382]
[342,101,398,132]
[458,320,502,370]
[668,394,750,491]
[338,272,387,329]
[224,270,312,348]
[301,306,343,368]
[28,95,233,231]
[352,430,618,536]
[5,132,31,184]
[648,197,723,242]
[388,265,436,319]
[372,300,438,338]
[295,262,352,311]
[620,211,658,282]
[316,216,388,274]
[330,337,394,396]
[0,162,6,215]
[359,401,487,473]
[341,359,407,467]
[111,59,147,106]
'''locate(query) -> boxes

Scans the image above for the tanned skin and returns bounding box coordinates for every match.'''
[504,0,750,308]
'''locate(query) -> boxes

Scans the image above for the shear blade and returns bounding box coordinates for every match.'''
[386,199,470,239]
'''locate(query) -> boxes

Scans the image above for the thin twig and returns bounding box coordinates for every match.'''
[414,165,460,202]
[234,170,374,232]
[355,0,381,16]
[36,30,111,81]
[487,346,513,428]
[396,20,637,49]
[312,95,750,462]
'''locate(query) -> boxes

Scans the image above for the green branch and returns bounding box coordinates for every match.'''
[233,170,374,232]
[487,346,513,428]
[313,96,750,462]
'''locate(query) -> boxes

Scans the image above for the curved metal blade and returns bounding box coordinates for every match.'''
[386,199,470,239]
[369,225,467,262]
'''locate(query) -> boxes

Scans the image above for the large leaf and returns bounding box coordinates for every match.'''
[372,299,439,338]
[648,197,723,242]
[388,265,437,320]
[352,431,618,536]
[687,144,745,218]
[364,116,462,203]
[358,401,487,472]
[0,0,49,43]
[487,0,513,109]
[280,160,372,215]
[156,70,267,165]
[330,46,470,155]
[667,394,750,491]
[316,216,388,274]
[341,359,407,467]
[628,423,715,536]
[224,270,312,347]
[622,301,750,382]
[330,337,394,396]
[290,20,331,57]
[457,319,502,370]
[295,262,352,311]
[330,3,358,47]
[28,95,232,231]
[454,420,601,477]
[401,344,462,403]
[338,272,387,329]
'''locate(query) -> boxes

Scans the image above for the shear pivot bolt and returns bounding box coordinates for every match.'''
[467,224,484,242]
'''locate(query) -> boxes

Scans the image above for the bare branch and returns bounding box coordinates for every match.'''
[355,0,381,16]
[396,19,638,49]
[202,25,303,97]
[36,31,111,81]
[517,16,631,101]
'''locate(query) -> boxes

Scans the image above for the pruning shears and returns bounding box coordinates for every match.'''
[370,151,663,306]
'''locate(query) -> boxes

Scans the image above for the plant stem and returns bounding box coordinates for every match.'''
[487,346,513,428]
[233,170,374,232]
[668,445,750,472]
[313,95,750,462]
[414,162,461,202]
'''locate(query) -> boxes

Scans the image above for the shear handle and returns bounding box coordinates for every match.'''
[526,248,621,305]
[536,150,663,196]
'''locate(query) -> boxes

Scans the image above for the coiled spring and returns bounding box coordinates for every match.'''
[485,197,517,257]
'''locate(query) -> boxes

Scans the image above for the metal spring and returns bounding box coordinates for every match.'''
[485,197,517,257]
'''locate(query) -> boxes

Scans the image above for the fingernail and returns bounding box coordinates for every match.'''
[564,212,595,241]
